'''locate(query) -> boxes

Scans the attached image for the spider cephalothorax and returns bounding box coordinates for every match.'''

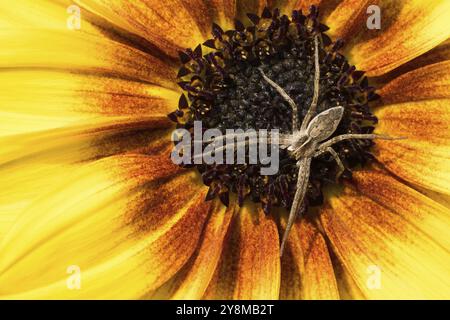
[169,6,393,252]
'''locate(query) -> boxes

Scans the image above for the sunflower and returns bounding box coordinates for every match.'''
[0,0,449,300]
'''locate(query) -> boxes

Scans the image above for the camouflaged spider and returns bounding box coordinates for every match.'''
[204,35,402,256]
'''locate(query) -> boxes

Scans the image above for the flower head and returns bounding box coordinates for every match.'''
[0,0,449,300]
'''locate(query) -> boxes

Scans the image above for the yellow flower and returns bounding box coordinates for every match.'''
[0,0,449,300]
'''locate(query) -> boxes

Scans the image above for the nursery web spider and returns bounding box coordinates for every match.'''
[202,35,402,256]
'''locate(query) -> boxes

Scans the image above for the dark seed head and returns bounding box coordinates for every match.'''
[170,7,378,213]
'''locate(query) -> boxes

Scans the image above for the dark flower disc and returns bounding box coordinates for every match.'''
[169,6,379,214]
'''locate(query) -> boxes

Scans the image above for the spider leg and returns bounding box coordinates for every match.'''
[258,68,299,131]
[314,146,345,181]
[317,133,406,151]
[204,132,292,145]
[193,132,290,162]
[300,35,321,131]
[280,157,311,257]
[192,136,257,162]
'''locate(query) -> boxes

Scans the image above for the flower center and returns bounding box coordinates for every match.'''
[169,6,379,214]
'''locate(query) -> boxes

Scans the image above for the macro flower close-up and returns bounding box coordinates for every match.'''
[0,0,449,300]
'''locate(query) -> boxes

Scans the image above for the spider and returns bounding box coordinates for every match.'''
[200,35,403,256]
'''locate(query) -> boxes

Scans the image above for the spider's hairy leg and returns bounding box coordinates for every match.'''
[192,136,257,162]
[300,34,321,131]
[258,67,299,131]
[317,133,406,151]
[280,157,312,257]
[193,132,290,161]
[314,146,345,181]
[203,132,291,145]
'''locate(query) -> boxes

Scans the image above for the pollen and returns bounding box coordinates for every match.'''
[169,6,378,214]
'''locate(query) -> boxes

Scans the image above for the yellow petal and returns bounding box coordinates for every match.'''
[0,0,181,253]
[75,0,211,58]
[374,99,450,194]
[372,38,450,86]
[416,188,450,210]
[209,0,236,30]
[379,61,450,105]
[0,119,172,245]
[1,28,175,88]
[348,0,450,76]
[325,0,373,42]
[277,1,323,14]
[237,0,269,20]
[413,38,450,65]
[0,154,207,299]
[204,203,280,299]
[0,127,172,245]
[0,70,178,137]
[0,1,177,88]
[352,167,450,249]
[0,119,172,167]
[321,168,450,299]
[0,125,172,246]
[0,0,84,29]
[171,201,234,299]
[280,217,340,300]
[0,214,16,245]
[0,21,178,161]
[149,200,235,300]
[332,263,366,300]
[0,0,178,154]
[401,38,450,72]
